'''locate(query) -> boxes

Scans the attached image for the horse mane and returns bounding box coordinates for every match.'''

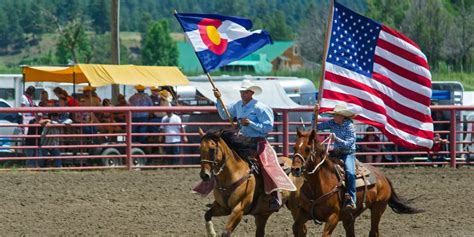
[203,128,255,159]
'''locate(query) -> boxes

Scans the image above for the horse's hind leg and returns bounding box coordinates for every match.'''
[254,213,271,237]
[368,202,387,237]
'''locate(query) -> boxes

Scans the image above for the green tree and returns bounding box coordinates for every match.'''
[89,33,132,64]
[297,2,329,63]
[88,0,110,34]
[55,18,92,64]
[265,11,293,40]
[141,20,178,66]
[366,0,410,28]
[401,0,449,68]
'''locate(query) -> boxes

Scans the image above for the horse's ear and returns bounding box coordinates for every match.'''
[296,127,302,137]
[198,127,205,137]
[307,129,316,145]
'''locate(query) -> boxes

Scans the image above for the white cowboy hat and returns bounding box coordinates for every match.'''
[239,80,262,95]
[326,103,357,118]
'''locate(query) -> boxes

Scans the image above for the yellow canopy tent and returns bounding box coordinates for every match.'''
[22,64,189,87]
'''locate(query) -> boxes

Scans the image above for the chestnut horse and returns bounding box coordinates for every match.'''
[291,129,422,237]
[198,128,304,237]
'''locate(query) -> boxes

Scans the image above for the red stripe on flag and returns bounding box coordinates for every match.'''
[374,55,431,87]
[325,71,432,122]
[381,25,422,51]
[321,89,433,138]
[321,90,433,139]
[372,72,431,105]
[354,116,433,150]
[376,38,429,69]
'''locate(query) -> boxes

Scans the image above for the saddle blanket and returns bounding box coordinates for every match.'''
[259,140,296,194]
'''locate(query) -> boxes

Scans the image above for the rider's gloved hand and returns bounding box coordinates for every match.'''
[314,103,320,114]
[213,89,221,98]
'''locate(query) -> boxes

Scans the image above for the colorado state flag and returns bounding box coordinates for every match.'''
[175,13,273,73]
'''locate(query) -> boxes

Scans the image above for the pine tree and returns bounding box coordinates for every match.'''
[141,20,178,66]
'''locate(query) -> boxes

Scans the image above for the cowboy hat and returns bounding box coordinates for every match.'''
[150,86,160,91]
[79,85,96,92]
[239,80,262,95]
[134,84,145,91]
[159,90,173,102]
[326,103,357,118]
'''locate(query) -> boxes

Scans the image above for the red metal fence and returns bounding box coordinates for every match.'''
[0,105,472,171]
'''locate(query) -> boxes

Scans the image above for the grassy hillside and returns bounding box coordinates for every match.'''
[1,32,473,91]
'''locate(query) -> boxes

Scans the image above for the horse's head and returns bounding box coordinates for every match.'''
[198,128,227,181]
[292,128,326,176]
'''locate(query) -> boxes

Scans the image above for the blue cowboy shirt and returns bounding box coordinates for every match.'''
[314,119,356,153]
[216,99,273,138]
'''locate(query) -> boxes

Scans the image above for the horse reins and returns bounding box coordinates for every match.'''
[200,139,227,176]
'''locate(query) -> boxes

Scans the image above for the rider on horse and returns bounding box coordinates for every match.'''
[313,103,358,210]
[213,80,282,210]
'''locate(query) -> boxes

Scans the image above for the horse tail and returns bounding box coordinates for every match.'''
[387,178,423,214]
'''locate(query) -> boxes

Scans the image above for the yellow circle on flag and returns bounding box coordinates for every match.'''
[206,26,221,45]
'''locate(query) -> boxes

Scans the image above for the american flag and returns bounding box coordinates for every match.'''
[320,1,434,150]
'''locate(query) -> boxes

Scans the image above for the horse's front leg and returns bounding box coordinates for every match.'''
[254,213,271,237]
[222,200,248,236]
[322,213,339,237]
[204,201,230,237]
[292,208,310,237]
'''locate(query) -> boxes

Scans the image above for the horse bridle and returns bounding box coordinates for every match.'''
[293,136,333,175]
[200,138,227,176]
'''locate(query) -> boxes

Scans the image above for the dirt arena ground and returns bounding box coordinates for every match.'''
[0,167,472,236]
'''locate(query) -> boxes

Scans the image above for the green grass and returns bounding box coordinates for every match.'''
[432,72,474,91]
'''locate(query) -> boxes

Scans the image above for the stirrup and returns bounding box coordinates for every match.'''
[344,193,356,210]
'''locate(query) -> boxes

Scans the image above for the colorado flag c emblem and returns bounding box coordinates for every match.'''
[175,13,273,73]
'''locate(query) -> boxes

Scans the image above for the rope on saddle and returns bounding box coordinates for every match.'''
[360,164,368,209]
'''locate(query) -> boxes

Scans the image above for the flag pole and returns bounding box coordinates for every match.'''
[205,73,236,129]
[314,0,334,132]
[174,10,235,129]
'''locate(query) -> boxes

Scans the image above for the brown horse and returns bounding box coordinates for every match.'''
[291,129,422,237]
[198,128,304,237]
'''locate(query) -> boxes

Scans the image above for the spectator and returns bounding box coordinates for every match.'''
[39,113,73,167]
[432,111,449,139]
[53,87,79,123]
[53,87,79,107]
[428,133,448,162]
[156,89,173,118]
[57,97,71,121]
[78,86,101,136]
[38,90,55,107]
[79,86,101,106]
[160,111,188,165]
[21,86,36,133]
[149,86,163,129]
[114,94,128,123]
[128,85,153,143]
[24,117,44,168]
[99,99,121,141]
[361,126,383,163]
